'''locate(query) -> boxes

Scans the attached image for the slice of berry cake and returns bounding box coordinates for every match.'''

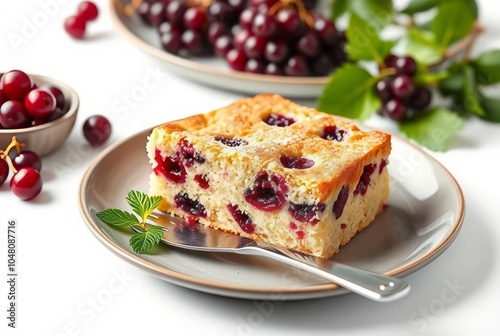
[146,94,391,259]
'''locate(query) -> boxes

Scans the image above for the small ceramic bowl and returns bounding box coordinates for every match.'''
[0,73,79,157]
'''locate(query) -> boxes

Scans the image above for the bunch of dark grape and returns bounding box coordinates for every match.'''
[137,0,348,76]
[375,55,432,121]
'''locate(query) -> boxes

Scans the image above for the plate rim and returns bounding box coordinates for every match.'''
[78,125,465,299]
[108,0,330,86]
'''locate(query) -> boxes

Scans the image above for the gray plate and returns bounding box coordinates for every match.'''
[78,128,464,300]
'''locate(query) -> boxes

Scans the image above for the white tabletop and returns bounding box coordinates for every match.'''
[2,1,499,335]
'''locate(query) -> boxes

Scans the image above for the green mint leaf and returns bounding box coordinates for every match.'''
[402,0,478,19]
[96,208,140,227]
[431,1,475,50]
[479,97,500,123]
[129,225,164,254]
[345,12,394,63]
[331,0,393,28]
[405,28,443,64]
[399,108,464,151]
[317,64,380,121]
[471,50,500,85]
[126,190,162,222]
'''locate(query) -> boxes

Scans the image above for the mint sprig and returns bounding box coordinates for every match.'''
[96,190,163,254]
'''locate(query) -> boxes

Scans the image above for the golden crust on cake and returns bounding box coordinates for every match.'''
[147,94,391,259]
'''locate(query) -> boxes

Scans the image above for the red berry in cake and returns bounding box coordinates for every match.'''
[354,163,377,196]
[215,136,248,147]
[83,115,112,146]
[280,155,314,169]
[244,171,288,211]
[64,15,87,39]
[1,70,34,102]
[154,148,187,184]
[78,1,99,21]
[321,125,346,142]
[227,204,255,233]
[174,192,207,218]
[263,113,295,127]
[10,167,43,201]
[332,185,349,219]
[194,174,210,189]
[288,202,325,224]
[178,138,205,167]
[379,158,388,174]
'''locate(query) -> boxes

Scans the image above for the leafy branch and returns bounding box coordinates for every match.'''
[319,0,500,151]
[96,190,164,254]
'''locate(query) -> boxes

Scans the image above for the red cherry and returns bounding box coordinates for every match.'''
[78,1,99,21]
[64,15,87,39]
[10,167,43,201]
[83,115,112,146]
[1,70,34,101]
[0,159,8,186]
[40,84,65,109]
[24,88,56,119]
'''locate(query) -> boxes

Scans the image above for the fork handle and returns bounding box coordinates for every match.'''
[240,243,410,302]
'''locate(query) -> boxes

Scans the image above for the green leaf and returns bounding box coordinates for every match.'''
[129,226,164,254]
[479,97,500,123]
[126,190,162,222]
[405,28,443,64]
[438,63,485,117]
[317,64,380,121]
[331,0,349,20]
[471,50,500,85]
[401,0,439,15]
[431,1,475,50]
[331,0,393,28]
[402,0,478,18]
[345,12,394,63]
[399,108,464,151]
[438,63,464,95]
[96,209,139,227]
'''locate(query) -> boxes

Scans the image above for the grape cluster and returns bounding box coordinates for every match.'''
[64,1,99,39]
[375,55,432,121]
[0,137,43,201]
[0,70,66,129]
[138,0,348,76]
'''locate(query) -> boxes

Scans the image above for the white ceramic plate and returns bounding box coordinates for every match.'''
[78,127,465,300]
[109,0,331,98]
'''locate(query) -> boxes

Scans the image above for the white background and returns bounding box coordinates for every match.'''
[1,0,500,335]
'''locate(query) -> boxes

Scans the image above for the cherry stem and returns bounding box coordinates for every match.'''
[0,136,25,174]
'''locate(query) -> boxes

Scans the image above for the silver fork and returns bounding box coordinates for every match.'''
[134,212,410,302]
